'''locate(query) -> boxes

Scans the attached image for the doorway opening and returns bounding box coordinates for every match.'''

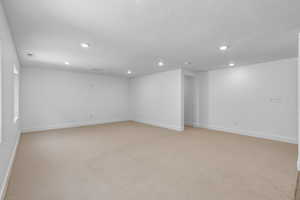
[184,75,196,127]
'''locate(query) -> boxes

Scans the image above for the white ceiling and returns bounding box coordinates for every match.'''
[3,0,300,76]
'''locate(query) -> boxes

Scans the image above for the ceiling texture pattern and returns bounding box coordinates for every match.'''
[3,0,300,76]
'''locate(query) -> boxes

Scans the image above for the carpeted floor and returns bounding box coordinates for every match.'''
[6,121,297,200]
[295,173,300,200]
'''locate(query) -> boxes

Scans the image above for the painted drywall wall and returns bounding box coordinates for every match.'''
[297,33,300,171]
[0,1,21,199]
[195,71,209,127]
[129,69,183,131]
[207,58,297,143]
[21,67,129,132]
[184,75,195,125]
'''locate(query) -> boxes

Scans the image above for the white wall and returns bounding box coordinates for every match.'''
[21,67,129,132]
[297,33,300,171]
[195,71,209,127]
[129,69,183,131]
[0,1,21,199]
[184,75,195,125]
[207,58,297,143]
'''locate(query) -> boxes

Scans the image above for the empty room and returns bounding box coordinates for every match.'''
[1,0,300,200]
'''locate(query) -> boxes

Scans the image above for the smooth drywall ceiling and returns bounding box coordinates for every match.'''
[21,67,129,132]
[3,0,300,75]
[208,58,297,143]
[129,69,183,131]
[0,1,21,199]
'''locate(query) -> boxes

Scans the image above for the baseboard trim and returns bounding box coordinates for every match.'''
[206,125,297,144]
[133,120,184,132]
[0,133,20,200]
[22,119,129,133]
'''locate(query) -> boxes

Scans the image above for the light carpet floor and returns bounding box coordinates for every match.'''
[6,121,297,200]
[295,173,300,200]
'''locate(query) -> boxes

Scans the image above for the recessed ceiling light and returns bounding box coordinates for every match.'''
[127,70,132,74]
[80,42,90,48]
[219,45,229,51]
[13,64,19,74]
[65,61,70,65]
[228,62,235,67]
[158,61,164,67]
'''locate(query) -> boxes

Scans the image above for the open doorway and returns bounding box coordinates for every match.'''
[184,75,196,127]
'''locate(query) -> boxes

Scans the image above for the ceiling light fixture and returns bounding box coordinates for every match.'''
[65,61,70,65]
[228,62,235,67]
[158,61,164,67]
[219,45,229,51]
[80,42,90,48]
[127,70,132,74]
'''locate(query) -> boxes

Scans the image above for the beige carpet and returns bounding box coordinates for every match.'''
[6,121,297,200]
[295,173,300,200]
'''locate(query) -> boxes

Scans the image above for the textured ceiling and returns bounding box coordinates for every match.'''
[3,0,300,76]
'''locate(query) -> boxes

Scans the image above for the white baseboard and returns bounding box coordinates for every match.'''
[206,125,297,144]
[22,119,129,133]
[22,120,298,144]
[0,133,20,200]
[133,119,184,132]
